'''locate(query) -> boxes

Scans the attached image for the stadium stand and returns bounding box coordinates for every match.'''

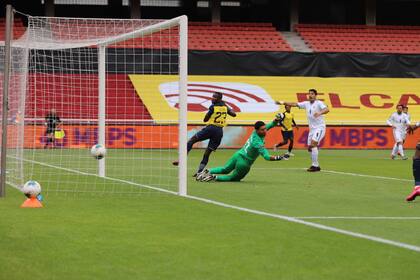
[187,22,292,51]
[114,22,292,51]
[296,24,420,54]
[1,18,290,51]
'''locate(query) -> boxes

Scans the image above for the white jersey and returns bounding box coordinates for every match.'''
[297,100,328,129]
[387,112,410,133]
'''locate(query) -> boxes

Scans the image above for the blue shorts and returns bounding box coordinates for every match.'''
[194,125,223,151]
[281,130,294,141]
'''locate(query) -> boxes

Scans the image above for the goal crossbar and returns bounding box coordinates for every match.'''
[98,15,187,47]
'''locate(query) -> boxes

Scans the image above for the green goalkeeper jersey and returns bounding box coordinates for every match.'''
[238,121,276,162]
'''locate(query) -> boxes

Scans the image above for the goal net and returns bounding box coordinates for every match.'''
[2,13,188,197]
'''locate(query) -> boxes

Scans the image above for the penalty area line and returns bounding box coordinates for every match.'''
[14,157,420,253]
[185,194,420,253]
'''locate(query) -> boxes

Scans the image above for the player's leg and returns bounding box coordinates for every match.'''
[274,131,288,151]
[188,126,213,153]
[172,126,211,166]
[195,127,223,175]
[44,131,49,148]
[51,129,56,148]
[391,130,400,159]
[44,131,53,148]
[398,132,408,160]
[406,144,420,201]
[197,154,238,181]
[286,131,294,156]
[214,157,251,182]
[307,128,325,172]
[209,153,238,175]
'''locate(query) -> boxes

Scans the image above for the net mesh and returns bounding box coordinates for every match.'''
[2,14,185,196]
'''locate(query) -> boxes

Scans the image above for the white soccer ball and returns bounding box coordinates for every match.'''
[90,144,107,159]
[22,180,41,198]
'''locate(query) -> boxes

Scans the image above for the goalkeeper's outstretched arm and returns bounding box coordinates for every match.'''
[259,146,288,161]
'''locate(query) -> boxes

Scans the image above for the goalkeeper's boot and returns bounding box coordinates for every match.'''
[401,156,409,160]
[286,151,294,157]
[406,186,420,202]
[172,160,179,166]
[201,174,216,182]
[196,169,209,181]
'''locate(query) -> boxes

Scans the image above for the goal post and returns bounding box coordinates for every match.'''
[94,15,188,194]
[2,12,189,197]
[177,15,188,197]
[0,4,13,197]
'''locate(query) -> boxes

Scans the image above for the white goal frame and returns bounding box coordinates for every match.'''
[96,15,188,196]
[1,11,189,197]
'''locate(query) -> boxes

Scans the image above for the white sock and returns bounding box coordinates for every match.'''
[392,143,398,156]
[398,144,404,157]
[311,147,319,167]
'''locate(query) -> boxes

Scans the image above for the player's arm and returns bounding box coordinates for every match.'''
[227,107,236,117]
[313,107,329,118]
[408,122,420,134]
[276,101,299,107]
[386,115,395,128]
[292,118,298,129]
[258,145,287,161]
[203,105,214,122]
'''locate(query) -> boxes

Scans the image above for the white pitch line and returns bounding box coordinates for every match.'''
[12,157,420,253]
[321,170,412,182]
[14,157,178,195]
[297,216,420,220]
[252,167,412,182]
[185,194,420,253]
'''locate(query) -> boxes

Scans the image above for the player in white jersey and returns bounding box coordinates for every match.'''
[387,104,410,160]
[277,89,329,172]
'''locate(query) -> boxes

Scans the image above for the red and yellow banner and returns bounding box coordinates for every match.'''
[129,75,420,125]
[12,124,420,149]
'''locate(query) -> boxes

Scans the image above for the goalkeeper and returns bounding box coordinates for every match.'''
[197,114,289,182]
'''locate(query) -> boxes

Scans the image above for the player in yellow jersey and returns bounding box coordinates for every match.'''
[173,92,236,176]
[274,104,297,156]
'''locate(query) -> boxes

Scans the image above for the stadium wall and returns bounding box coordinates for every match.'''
[27,49,420,149]
[30,49,420,77]
[13,125,420,149]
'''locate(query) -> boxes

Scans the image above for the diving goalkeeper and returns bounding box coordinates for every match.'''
[196,114,289,182]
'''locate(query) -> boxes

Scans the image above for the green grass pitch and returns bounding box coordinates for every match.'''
[0,149,419,279]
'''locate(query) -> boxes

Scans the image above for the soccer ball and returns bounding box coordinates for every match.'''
[22,180,41,198]
[90,144,107,159]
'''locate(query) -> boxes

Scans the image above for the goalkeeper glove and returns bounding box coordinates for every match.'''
[275,112,285,121]
[273,154,289,161]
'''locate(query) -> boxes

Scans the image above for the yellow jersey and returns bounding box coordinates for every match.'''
[207,103,229,127]
[281,111,294,131]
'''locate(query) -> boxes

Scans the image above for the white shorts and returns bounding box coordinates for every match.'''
[308,127,326,145]
[393,129,406,143]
